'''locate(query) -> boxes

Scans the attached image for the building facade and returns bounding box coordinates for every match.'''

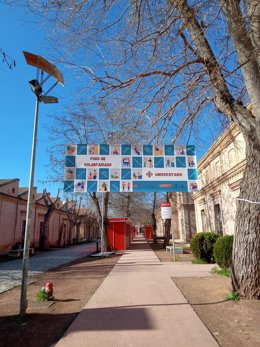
[0,179,99,254]
[193,123,246,235]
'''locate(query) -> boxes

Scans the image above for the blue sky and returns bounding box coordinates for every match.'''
[0,5,66,195]
[0,4,225,197]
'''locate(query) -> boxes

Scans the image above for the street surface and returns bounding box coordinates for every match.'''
[0,242,97,294]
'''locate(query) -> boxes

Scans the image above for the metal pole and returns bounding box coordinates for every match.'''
[101,192,104,255]
[20,96,40,315]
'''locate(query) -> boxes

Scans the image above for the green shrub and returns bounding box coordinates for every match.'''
[214,235,234,269]
[190,232,219,263]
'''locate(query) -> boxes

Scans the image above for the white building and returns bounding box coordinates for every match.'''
[193,123,246,235]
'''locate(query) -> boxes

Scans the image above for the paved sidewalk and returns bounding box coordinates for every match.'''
[56,237,219,347]
[0,242,97,293]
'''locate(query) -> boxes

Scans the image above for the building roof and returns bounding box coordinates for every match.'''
[198,122,238,169]
[18,187,28,195]
[0,179,19,187]
[36,192,44,199]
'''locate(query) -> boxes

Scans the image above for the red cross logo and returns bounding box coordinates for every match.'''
[146,171,153,178]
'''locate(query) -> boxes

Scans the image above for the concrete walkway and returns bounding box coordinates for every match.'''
[56,237,219,347]
[0,242,97,293]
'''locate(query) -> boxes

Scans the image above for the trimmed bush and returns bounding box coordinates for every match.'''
[214,235,234,269]
[190,232,220,263]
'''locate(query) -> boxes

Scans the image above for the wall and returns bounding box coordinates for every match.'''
[193,123,246,236]
[0,180,98,253]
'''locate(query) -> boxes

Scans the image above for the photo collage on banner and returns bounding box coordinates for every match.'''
[64,144,198,193]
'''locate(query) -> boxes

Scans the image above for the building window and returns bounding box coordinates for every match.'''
[201,209,206,231]
[214,204,223,235]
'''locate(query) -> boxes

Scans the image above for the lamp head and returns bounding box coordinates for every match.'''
[29,79,42,96]
[40,96,59,104]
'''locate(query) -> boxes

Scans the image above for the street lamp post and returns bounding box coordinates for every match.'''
[20,52,64,315]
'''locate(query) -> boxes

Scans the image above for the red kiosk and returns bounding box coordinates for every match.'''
[144,225,154,240]
[108,218,137,250]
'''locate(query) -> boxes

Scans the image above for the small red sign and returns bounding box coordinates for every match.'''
[160,184,172,188]
[160,202,171,207]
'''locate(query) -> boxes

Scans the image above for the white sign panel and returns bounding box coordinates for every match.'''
[64,144,198,193]
[160,202,172,219]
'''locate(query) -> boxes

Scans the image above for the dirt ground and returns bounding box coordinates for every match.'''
[151,241,260,347]
[0,243,259,347]
[0,253,121,347]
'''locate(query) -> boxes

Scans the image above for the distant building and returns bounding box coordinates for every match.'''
[0,179,99,254]
[156,192,197,242]
[193,123,246,235]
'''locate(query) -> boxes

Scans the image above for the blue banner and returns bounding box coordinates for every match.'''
[64,144,198,193]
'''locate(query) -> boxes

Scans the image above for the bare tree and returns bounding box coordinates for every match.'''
[151,192,158,244]
[7,0,260,298]
[40,189,60,249]
[64,196,84,244]
[47,101,148,251]
[89,191,112,251]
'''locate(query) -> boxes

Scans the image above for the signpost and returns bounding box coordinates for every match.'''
[161,201,176,261]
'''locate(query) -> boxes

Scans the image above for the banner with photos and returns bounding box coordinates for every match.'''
[64,144,198,193]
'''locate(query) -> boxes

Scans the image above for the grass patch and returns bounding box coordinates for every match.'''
[36,289,49,302]
[211,266,231,277]
[191,259,208,264]
[35,289,54,302]
[225,291,241,301]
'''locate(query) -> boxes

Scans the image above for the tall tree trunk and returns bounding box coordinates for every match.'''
[152,192,157,243]
[232,135,260,299]
[40,206,54,249]
[91,192,112,252]
[76,223,81,243]
[151,213,157,244]
[103,192,112,251]
[68,221,74,244]
[173,0,260,299]
[163,219,171,248]
[103,217,112,252]
[126,192,131,217]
